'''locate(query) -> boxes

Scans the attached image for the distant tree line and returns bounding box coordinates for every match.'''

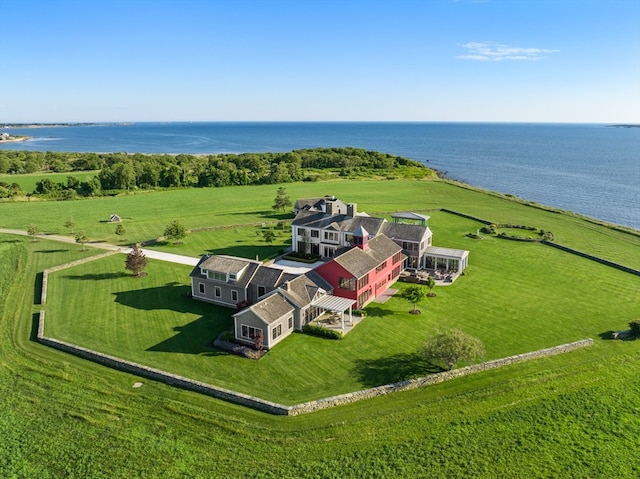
[0,148,429,199]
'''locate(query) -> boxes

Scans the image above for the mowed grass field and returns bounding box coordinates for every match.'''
[2,177,640,268]
[43,213,639,404]
[1,179,640,478]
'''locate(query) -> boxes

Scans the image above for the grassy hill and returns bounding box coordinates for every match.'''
[1,178,639,478]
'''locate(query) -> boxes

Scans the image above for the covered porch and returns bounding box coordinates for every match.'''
[309,295,360,335]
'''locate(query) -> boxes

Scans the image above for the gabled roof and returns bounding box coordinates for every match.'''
[279,273,329,308]
[250,265,286,288]
[332,234,402,278]
[233,293,294,325]
[200,255,256,275]
[382,222,432,243]
[293,212,386,236]
[190,254,261,288]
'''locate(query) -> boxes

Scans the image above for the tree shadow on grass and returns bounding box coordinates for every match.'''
[146,315,231,356]
[65,272,129,281]
[352,352,444,388]
[34,249,69,254]
[363,305,395,318]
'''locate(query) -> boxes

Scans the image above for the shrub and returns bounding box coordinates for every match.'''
[303,323,343,340]
[629,319,640,338]
[219,330,235,342]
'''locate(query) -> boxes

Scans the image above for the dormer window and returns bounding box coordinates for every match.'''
[207,271,227,281]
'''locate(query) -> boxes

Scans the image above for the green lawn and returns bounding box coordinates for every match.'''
[43,211,639,404]
[2,180,640,478]
[2,179,639,269]
[0,170,100,193]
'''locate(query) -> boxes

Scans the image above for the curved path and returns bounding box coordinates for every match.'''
[0,228,200,266]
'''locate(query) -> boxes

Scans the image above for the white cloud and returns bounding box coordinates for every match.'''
[456,41,558,61]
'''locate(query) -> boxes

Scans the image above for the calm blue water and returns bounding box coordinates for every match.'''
[2,122,639,229]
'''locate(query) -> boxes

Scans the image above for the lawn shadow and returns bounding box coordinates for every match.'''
[30,312,40,342]
[65,272,129,281]
[34,271,43,305]
[599,330,637,341]
[113,282,213,315]
[364,305,395,318]
[352,352,444,388]
[34,249,69,254]
[146,316,230,356]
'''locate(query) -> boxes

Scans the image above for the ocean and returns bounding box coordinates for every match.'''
[2,122,639,230]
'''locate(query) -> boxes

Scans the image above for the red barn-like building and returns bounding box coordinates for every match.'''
[314,226,404,308]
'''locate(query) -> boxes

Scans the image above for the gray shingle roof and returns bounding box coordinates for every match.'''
[250,266,285,288]
[381,222,431,243]
[236,293,294,325]
[332,234,402,278]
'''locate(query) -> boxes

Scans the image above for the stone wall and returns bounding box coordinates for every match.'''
[40,250,119,304]
[542,240,640,277]
[37,302,593,416]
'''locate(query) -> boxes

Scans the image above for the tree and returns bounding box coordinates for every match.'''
[63,216,76,233]
[125,243,148,278]
[399,285,427,314]
[75,231,89,251]
[426,276,436,297]
[262,229,276,244]
[27,224,39,242]
[272,187,292,212]
[115,224,125,236]
[254,330,263,351]
[421,329,485,371]
[164,219,187,243]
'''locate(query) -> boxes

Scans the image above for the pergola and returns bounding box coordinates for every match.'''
[312,295,356,330]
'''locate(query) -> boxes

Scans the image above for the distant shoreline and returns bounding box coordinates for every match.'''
[0,135,29,143]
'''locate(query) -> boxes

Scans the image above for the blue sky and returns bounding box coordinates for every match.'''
[1,0,638,122]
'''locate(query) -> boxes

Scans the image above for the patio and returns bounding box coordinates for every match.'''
[309,310,366,336]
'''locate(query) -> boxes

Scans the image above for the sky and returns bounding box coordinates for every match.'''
[0,0,638,123]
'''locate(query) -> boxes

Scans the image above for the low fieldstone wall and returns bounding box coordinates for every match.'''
[287,338,593,415]
[36,303,593,416]
[40,250,119,304]
[542,241,640,277]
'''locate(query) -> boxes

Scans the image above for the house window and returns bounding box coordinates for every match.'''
[339,277,356,291]
[214,286,221,297]
[288,316,293,329]
[324,231,339,242]
[357,290,370,308]
[324,246,336,257]
[310,230,319,238]
[198,283,205,294]
[241,325,260,340]
[392,252,403,264]
[402,241,419,252]
[298,228,307,237]
[231,290,238,302]
[392,265,401,278]
[272,324,282,340]
[357,273,369,290]
[376,261,387,273]
[344,233,353,245]
[229,272,237,281]
[207,271,227,281]
[258,286,266,297]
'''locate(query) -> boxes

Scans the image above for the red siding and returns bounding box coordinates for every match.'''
[315,253,403,308]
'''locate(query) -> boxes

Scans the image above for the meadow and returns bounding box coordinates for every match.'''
[1,178,640,478]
